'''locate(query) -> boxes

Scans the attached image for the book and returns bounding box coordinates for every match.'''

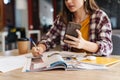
[80,57,120,67]
[22,51,117,72]
[22,53,79,72]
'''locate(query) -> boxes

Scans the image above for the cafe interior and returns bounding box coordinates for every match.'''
[0,0,120,54]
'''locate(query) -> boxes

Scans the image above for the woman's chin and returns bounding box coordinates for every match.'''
[69,10,76,13]
[68,9,77,13]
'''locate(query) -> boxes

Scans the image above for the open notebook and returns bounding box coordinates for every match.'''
[80,57,120,67]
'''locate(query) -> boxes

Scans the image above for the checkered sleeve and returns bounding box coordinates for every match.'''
[90,10,113,56]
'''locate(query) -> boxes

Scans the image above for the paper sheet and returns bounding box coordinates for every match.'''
[0,55,27,73]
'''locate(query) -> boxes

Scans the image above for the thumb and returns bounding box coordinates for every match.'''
[76,29,82,38]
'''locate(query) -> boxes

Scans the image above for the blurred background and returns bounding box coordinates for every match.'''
[0,0,120,51]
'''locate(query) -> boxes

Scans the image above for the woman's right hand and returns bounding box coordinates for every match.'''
[31,46,44,57]
[31,44,46,57]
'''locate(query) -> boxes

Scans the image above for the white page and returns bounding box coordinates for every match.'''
[76,63,108,70]
[0,55,27,73]
[22,57,31,72]
[0,56,8,59]
[42,51,86,59]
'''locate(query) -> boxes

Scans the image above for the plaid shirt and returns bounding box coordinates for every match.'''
[40,9,113,56]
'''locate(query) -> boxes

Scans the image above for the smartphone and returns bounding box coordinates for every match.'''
[64,22,81,41]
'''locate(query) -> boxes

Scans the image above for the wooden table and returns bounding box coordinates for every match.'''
[0,49,120,80]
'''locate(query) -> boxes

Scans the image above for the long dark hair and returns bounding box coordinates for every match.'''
[60,0,99,24]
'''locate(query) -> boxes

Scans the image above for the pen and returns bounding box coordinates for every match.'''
[30,38,37,48]
[30,38,43,57]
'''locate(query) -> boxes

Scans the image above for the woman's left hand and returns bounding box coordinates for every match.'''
[64,29,86,49]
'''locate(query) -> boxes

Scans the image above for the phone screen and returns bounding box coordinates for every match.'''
[64,22,81,41]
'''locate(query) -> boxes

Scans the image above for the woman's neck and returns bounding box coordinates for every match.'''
[73,7,88,23]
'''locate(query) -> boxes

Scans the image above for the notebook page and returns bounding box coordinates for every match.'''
[0,55,26,73]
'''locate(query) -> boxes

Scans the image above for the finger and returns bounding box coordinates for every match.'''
[33,47,39,53]
[35,47,43,57]
[69,45,77,48]
[69,44,82,49]
[32,51,39,57]
[65,35,78,42]
[34,53,40,57]
[64,40,76,45]
[76,29,82,38]
[32,47,40,57]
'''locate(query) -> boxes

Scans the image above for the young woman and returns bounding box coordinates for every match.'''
[32,0,112,57]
